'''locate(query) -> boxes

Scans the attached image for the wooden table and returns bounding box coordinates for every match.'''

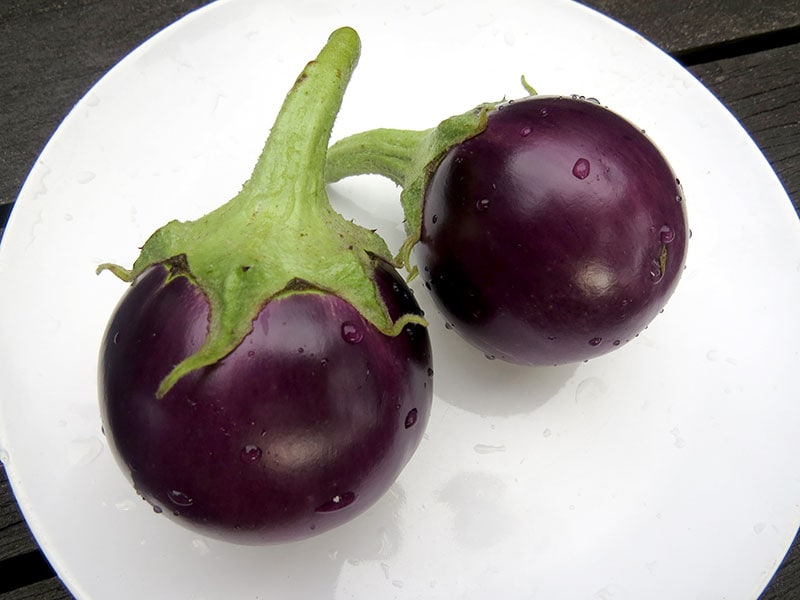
[1,1,798,598]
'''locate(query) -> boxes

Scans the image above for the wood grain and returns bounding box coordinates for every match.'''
[579,0,800,55]
[0,467,38,562]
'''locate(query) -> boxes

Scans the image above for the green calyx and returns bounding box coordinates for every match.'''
[98,27,425,398]
[324,77,539,278]
[324,104,494,278]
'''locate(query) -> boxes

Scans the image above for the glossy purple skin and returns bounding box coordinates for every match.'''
[99,260,432,544]
[419,96,688,365]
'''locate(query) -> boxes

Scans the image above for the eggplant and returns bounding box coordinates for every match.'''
[325,93,689,365]
[101,260,430,543]
[97,28,431,543]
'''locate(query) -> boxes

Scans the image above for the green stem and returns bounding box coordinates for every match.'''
[242,27,361,214]
[323,128,425,187]
[99,27,426,399]
[325,102,499,272]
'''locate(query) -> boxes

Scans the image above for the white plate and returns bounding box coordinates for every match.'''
[1,0,799,598]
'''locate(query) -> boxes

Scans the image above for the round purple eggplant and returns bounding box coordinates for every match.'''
[100,260,431,543]
[417,96,688,364]
[326,94,689,365]
[97,28,433,543]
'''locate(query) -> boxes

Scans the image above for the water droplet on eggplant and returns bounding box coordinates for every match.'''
[315,491,356,512]
[167,489,194,508]
[405,408,419,429]
[520,126,532,137]
[341,321,363,344]
[659,225,675,243]
[649,260,664,283]
[588,337,603,346]
[476,198,490,211]
[240,444,263,464]
[572,158,591,179]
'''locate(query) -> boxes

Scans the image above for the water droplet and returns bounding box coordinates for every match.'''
[612,339,621,346]
[167,489,194,507]
[572,158,591,179]
[112,331,120,344]
[648,259,664,283]
[675,177,681,186]
[539,108,549,117]
[588,337,603,346]
[427,367,434,377]
[520,126,532,137]
[670,427,686,448]
[341,321,363,344]
[240,444,262,464]
[114,498,137,511]
[546,335,556,341]
[68,436,104,466]
[575,377,608,403]
[586,97,601,104]
[659,225,675,244]
[191,538,211,555]
[247,350,255,357]
[297,347,304,354]
[152,505,163,514]
[77,171,96,184]
[476,198,490,211]
[444,322,454,330]
[320,357,328,366]
[473,443,506,454]
[315,491,357,512]
[405,408,419,428]
[431,214,438,224]
[675,194,683,203]
[484,353,496,360]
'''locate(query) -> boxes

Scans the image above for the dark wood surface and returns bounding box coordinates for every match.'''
[1,1,798,598]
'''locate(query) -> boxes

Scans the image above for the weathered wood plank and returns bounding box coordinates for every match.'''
[0,468,38,562]
[580,0,800,56]
[0,577,73,600]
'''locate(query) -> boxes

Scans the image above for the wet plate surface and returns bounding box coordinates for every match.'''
[1,0,799,598]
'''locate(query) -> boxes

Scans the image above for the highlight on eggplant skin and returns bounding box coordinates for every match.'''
[99,260,432,544]
[417,95,689,365]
